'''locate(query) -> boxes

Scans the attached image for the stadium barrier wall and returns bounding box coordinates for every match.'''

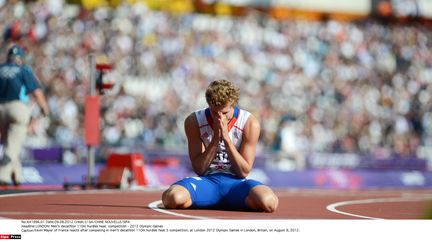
[20,147,432,188]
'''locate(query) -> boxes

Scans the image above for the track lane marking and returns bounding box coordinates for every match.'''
[0,191,215,220]
[148,200,216,220]
[0,190,158,219]
[326,195,432,219]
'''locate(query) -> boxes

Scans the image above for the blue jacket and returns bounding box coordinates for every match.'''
[0,61,40,103]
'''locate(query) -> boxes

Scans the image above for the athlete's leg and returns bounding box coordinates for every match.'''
[162,176,221,209]
[223,176,276,212]
[162,185,192,209]
[245,185,279,213]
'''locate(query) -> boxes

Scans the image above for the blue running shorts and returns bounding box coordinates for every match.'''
[173,173,263,210]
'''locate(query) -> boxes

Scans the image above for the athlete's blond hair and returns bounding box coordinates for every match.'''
[205,79,239,107]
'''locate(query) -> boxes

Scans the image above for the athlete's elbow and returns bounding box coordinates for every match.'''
[236,168,252,178]
[195,170,205,176]
[191,165,206,176]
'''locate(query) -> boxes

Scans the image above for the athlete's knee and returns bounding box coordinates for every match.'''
[162,187,178,208]
[261,193,279,213]
[162,186,191,209]
[250,186,279,213]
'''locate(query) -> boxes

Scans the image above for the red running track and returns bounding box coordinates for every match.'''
[0,188,431,219]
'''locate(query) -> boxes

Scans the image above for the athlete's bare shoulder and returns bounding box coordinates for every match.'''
[184,112,199,132]
[243,112,260,138]
[246,112,260,129]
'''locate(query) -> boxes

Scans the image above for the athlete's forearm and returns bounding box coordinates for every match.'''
[216,115,251,177]
[223,139,252,178]
[190,138,219,176]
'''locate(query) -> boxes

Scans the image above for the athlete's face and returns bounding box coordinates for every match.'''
[209,102,234,121]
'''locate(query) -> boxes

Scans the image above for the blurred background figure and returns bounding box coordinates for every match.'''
[0,44,49,185]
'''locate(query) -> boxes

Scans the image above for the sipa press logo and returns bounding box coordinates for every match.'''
[0,235,21,240]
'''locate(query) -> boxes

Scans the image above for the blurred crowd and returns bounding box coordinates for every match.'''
[1,1,432,165]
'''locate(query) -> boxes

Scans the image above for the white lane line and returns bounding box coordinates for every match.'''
[0,190,159,219]
[148,200,216,220]
[326,195,432,219]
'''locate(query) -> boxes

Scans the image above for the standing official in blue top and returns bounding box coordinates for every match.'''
[0,44,49,185]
